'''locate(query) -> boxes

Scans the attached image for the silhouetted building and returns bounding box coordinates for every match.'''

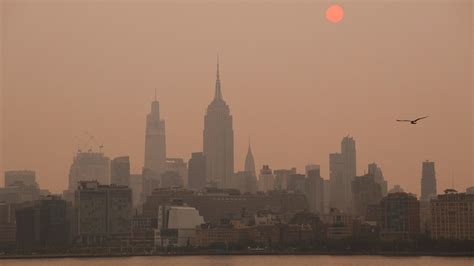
[131,214,154,246]
[305,167,324,214]
[203,58,234,188]
[430,189,474,240]
[244,142,256,177]
[352,174,383,219]
[273,168,296,190]
[322,179,331,213]
[467,187,474,195]
[288,174,306,193]
[258,165,274,192]
[330,136,357,213]
[421,161,437,201]
[367,163,388,196]
[144,94,167,176]
[188,152,206,191]
[320,208,353,239]
[129,174,143,208]
[0,181,40,204]
[0,202,16,248]
[15,196,72,249]
[161,171,184,188]
[110,156,130,186]
[379,192,420,240]
[166,159,187,186]
[75,181,132,244]
[142,188,308,225]
[166,158,187,187]
[389,185,404,193]
[4,170,37,188]
[68,151,110,190]
[141,168,160,204]
[232,171,257,194]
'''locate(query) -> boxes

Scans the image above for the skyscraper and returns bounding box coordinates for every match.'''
[188,152,206,191]
[68,151,110,190]
[305,166,324,214]
[144,93,166,176]
[351,174,382,218]
[244,141,256,177]
[165,158,188,186]
[329,136,357,212]
[258,165,274,192]
[368,163,388,196]
[203,57,234,188]
[421,160,437,201]
[110,156,130,186]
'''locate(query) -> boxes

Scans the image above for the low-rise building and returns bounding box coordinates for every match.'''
[430,189,474,240]
[155,205,204,247]
[15,196,72,249]
[320,208,353,239]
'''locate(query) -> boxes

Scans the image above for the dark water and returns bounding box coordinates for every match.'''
[0,256,473,266]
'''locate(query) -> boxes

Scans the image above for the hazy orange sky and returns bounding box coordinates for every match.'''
[1,0,473,194]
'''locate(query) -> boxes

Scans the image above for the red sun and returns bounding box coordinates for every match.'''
[326,4,344,23]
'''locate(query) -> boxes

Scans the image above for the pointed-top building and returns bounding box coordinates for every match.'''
[144,92,166,175]
[244,139,256,177]
[203,56,234,187]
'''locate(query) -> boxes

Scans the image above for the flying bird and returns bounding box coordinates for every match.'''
[396,116,429,124]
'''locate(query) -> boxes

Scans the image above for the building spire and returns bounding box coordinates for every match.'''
[245,137,256,176]
[214,53,223,102]
[154,88,157,102]
[217,53,220,80]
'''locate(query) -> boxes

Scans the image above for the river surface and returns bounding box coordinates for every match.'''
[0,255,473,266]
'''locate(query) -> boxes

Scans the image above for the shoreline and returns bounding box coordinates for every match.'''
[1,251,473,260]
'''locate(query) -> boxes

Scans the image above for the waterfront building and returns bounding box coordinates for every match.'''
[75,181,132,244]
[430,189,474,240]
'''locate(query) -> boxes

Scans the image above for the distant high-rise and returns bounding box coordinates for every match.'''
[188,152,206,191]
[258,165,274,192]
[144,93,166,176]
[68,151,110,190]
[203,57,234,188]
[368,163,388,196]
[4,170,37,188]
[351,174,383,218]
[232,171,257,194]
[165,158,188,186]
[110,156,130,186]
[421,161,437,201]
[244,141,256,177]
[330,136,357,212]
[273,168,296,190]
[305,166,324,214]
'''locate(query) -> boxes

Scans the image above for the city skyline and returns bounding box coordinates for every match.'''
[1,1,472,194]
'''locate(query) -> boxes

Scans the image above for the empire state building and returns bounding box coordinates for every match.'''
[203,58,234,187]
